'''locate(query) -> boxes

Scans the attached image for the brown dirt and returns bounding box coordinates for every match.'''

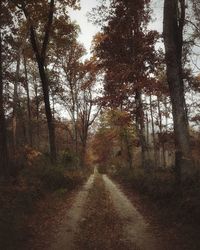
[27,189,78,250]
[51,174,95,250]
[113,177,200,250]
[26,172,200,250]
[103,175,159,250]
[74,174,134,250]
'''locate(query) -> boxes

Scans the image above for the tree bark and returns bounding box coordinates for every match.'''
[21,0,56,162]
[13,54,20,152]
[157,96,166,168]
[0,26,9,177]
[79,120,90,168]
[163,0,194,182]
[135,90,149,169]
[124,128,133,169]
[34,82,40,145]
[36,58,56,162]
[23,54,33,146]
[146,111,150,147]
[150,94,157,167]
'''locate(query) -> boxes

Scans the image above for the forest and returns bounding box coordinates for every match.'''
[0,0,200,249]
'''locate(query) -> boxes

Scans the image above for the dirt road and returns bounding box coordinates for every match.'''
[51,172,161,250]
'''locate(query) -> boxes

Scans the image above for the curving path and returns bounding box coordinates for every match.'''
[51,171,160,250]
[103,174,158,250]
[51,174,95,250]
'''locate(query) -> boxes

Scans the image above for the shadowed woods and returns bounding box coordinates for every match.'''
[1,0,200,249]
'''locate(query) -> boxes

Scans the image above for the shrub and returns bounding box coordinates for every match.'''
[54,188,68,198]
[40,166,74,191]
[0,154,90,250]
[113,167,176,199]
[0,188,31,250]
[60,150,79,169]
[98,165,107,174]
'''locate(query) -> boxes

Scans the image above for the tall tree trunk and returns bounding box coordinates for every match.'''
[146,111,150,147]
[21,0,56,162]
[37,59,56,162]
[80,128,88,169]
[124,129,133,169]
[13,55,20,152]
[34,83,40,146]
[69,76,79,167]
[0,26,9,177]
[164,97,168,132]
[150,94,157,167]
[157,96,166,168]
[74,122,79,168]
[163,0,194,182]
[135,90,148,169]
[23,54,33,146]
[81,140,87,168]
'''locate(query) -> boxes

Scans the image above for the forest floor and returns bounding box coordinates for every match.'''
[26,170,200,250]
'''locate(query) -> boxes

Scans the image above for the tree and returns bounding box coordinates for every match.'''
[52,37,85,163]
[0,16,9,177]
[12,0,80,162]
[92,109,135,171]
[23,50,33,146]
[92,0,159,168]
[0,0,13,177]
[77,59,102,168]
[163,0,194,182]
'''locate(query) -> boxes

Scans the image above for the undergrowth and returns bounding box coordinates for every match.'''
[112,167,200,225]
[0,153,90,250]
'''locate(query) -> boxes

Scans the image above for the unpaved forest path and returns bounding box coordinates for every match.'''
[51,170,162,250]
